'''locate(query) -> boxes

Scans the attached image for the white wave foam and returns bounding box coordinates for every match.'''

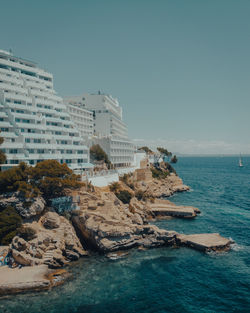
[230,242,244,252]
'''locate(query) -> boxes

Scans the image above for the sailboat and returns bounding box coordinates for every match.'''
[239,154,243,167]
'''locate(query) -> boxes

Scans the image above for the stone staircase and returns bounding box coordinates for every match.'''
[43,231,65,263]
[43,250,54,263]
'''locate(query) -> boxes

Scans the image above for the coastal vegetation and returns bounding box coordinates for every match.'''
[171,155,178,163]
[120,173,135,190]
[109,182,120,193]
[157,147,172,158]
[0,133,6,170]
[0,160,81,201]
[135,189,152,201]
[0,206,22,245]
[138,146,153,154]
[0,160,82,244]
[151,167,170,179]
[90,144,111,168]
[151,161,176,179]
[115,190,132,204]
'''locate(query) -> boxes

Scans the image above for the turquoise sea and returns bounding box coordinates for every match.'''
[1,157,250,313]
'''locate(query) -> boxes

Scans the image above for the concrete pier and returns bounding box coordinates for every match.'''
[176,233,233,252]
[149,203,200,218]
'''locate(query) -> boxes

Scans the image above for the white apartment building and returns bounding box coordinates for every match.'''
[64,100,93,139]
[0,49,89,169]
[64,92,134,167]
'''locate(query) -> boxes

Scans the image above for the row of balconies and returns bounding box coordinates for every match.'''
[0,58,53,80]
[0,73,23,86]
[8,102,37,112]
[25,79,53,90]
[0,82,27,95]
[4,92,32,103]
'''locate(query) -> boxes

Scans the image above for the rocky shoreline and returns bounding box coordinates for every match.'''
[0,166,233,295]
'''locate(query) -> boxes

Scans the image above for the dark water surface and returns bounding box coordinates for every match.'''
[1,157,250,313]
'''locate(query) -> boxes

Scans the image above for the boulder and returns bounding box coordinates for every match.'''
[42,212,60,229]
[11,236,29,252]
[0,193,46,218]
[10,211,87,268]
[12,249,42,266]
[71,192,177,253]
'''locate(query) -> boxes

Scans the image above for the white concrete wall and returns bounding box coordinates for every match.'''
[117,167,136,176]
[132,152,147,168]
[86,172,119,187]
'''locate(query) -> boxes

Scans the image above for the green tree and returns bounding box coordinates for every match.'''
[171,155,178,163]
[157,147,172,158]
[0,162,30,194]
[115,190,132,204]
[109,182,120,193]
[138,146,153,154]
[0,160,81,201]
[0,206,22,245]
[0,133,6,170]
[30,160,82,200]
[90,144,111,168]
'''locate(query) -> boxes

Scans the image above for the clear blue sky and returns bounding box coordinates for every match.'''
[1,0,250,154]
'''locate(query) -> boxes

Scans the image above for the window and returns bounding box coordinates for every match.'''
[10,160,19,164]
[9,149,18,154]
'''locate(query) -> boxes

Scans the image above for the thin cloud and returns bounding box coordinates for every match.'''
[132,138,250,154]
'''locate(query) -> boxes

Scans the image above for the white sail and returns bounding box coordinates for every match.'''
[239,155,243,167]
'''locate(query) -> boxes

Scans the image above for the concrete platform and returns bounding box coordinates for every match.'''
[176,233,233,252]
[150,204,199,218]
[0,265,50,295]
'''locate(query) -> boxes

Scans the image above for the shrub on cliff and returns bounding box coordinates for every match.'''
[30,160,81,200]
[0,133,6,170]
[171,155,178,163]
[151,167,169,179]
[0,160,81,201]
[109,182,120,193]
[0,206,22,245]
[120,173,133,184]
[135,190,151,201]
[138,146,153,154]
[163,162,177,175]
[0,162,30,194]
[127,183,135,190]
[115,190,132,204]
[135,190,145,201]
[157,147,172,158]
[90,144,111,168]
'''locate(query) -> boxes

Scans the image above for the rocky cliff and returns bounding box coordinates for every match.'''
[10,211,87,268]
[71,191,177,253]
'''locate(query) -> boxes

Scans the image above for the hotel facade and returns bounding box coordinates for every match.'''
[64,92,134,167]
[0,49,89,170]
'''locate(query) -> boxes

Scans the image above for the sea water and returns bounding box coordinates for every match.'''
[0,157,249,313]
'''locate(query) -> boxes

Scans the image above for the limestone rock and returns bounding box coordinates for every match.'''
[134,174,189,198]
[71,191,177,253]
[0,193,45,218]
[10,211,87,268]
[11,236,29,252]
[42,212,60,229]
[12,249,42,266]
